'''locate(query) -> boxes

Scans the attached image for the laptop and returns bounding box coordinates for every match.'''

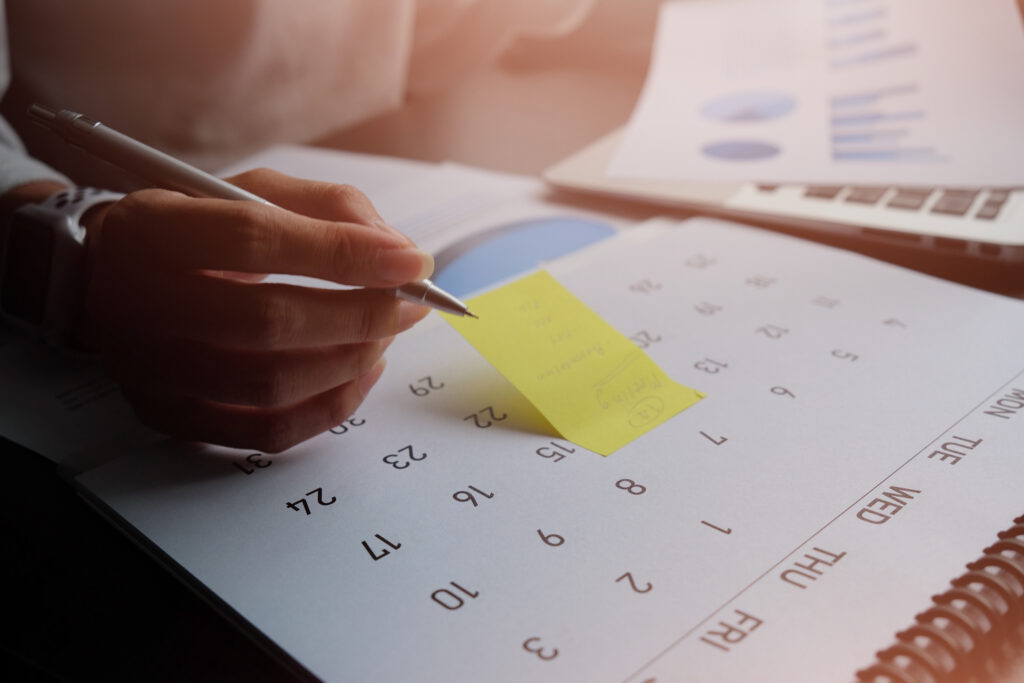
[544,127,1024,264]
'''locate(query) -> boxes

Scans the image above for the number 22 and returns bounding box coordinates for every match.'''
[465,406,507,428]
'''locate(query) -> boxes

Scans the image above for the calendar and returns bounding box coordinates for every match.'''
[78,217,1024,682]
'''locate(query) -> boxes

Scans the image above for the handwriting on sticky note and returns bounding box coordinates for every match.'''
[443,271,704,455]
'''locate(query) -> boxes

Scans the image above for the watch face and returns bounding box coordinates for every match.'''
[1,211,52,325]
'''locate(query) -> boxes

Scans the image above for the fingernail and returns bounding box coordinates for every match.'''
[357,358,387,397]
[397,302,431,331]
[378,248,434,282]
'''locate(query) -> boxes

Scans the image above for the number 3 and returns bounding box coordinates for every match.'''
[383,453,409,469]
[523,637,558,661]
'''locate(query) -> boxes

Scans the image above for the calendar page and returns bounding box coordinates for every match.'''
[78,218,1024,682]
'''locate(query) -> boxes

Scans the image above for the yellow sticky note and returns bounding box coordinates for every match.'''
[443,271,704,455]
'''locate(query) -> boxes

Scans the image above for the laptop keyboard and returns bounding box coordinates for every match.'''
[756,185,1012,220]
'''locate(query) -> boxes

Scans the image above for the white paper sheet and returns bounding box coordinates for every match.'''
[215,144,435,202]
[0,332,156,472]
[79,218,1024,682]
[609,0,1024,186]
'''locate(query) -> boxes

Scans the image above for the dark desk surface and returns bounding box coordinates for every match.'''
[4,55,1022,681]
[2,436,299,681]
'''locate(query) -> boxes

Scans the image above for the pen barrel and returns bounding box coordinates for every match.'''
[33,105,470,317]
[394,279,433,305]
[56,110,265,203]
[394,279,467,316]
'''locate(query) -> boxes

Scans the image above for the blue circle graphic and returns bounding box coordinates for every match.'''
[432,217,616,298]
[701,91,796,123]
[701,140,781,161]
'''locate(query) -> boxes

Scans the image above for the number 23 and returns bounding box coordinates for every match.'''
[382,444,426,469]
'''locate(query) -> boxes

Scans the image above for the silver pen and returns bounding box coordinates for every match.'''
[27,104,477,318]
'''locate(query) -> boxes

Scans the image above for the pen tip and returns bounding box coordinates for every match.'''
[466,310,479,319]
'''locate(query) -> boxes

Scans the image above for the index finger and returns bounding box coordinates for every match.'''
[101,189,434,287]
[224,168,405,239]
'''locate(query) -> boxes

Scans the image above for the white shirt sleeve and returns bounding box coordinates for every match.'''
[0,0,70,197]
[408,0,594,93]
[6,0,597,175]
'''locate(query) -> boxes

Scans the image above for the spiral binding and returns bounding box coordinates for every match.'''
[855,514,1024,683]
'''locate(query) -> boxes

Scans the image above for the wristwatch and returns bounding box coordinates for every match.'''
[0,187,123,345]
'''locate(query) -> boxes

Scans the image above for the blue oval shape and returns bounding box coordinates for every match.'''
[432,217,616,298]
[701,91,797,123]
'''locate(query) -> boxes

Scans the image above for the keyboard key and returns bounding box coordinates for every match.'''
[975,190,1010,220]
[975,201,1005,220]
[845,186,888,204]
[930,189,979,216]
[804,186,843,199]
[887,188,933,210]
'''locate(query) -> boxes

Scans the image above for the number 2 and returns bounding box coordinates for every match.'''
[616,572,653,594]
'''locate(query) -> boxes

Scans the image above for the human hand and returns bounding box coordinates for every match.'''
[82,169,433,452]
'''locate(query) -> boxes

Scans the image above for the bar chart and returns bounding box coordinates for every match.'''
[608,0,1024,186]
[828,83,946,163]
[826,1,917,69]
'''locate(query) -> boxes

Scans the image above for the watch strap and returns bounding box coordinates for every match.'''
[40,187,125,236]
[1,187,123,345]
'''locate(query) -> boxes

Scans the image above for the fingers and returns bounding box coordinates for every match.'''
[91,270,430,349]
[105,337,395,408]
[225,168,400,235]
[126,359,387,453]
[85,170,432,452]
[100,189,433,287]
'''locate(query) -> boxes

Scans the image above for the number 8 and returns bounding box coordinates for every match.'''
[616,478,646,495]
